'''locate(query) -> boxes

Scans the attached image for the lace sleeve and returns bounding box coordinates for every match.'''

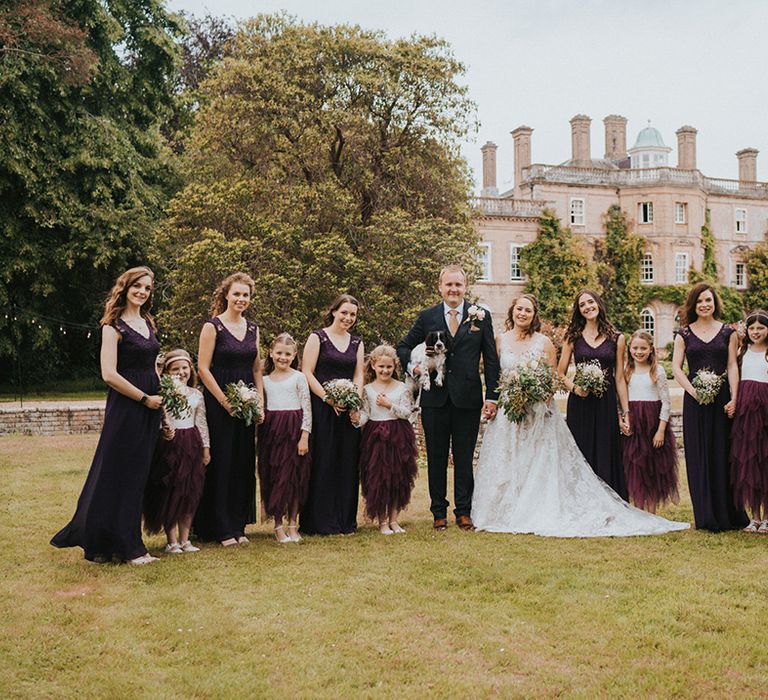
[357,388,371,428]
[193,389,210,448]
[656,366,671,423]
[391,384,414,420]
[296,372,312,433]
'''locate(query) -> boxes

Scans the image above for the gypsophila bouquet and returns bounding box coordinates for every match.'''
[225,381,262,426]
[496,352,558,423]
[322,379,363,410]
[573,359,608,398]
[159,374,190,419]
[691,368,726,405]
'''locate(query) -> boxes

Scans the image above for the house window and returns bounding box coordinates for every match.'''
[639,202,654,224]
[640,308,655,337]
[476,243,491,282]
[675,252,689,284]
[640,253,654,283]
[570,198,585,226]
[674,202,686,224]
[510,244,525,281]
[735,208,747,233]
[734,262,747,289]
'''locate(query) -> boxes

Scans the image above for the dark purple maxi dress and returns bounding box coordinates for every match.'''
[300,329,361,535]
[566,334,628,500]
[51,320,161,561]
[193,317,258,542]
[678,325,748,531]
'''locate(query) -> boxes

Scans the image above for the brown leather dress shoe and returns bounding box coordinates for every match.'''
[433,518,448,531]
[456,515,475,531]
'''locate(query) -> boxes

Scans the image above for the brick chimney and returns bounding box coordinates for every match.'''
[676,126,698,170]
[480,141,498,196]
[736,148,758,183]
[603,114,627,161]
[511,126,533,189]
[570,114,592,166]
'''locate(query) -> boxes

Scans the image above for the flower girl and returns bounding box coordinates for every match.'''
[730,310,768,533]
[621,331,679,514]
[144,349,210,553]
[258,334,312,543]
[353,345,418,535]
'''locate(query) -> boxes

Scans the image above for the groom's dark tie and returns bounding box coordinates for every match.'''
[448,309,459,336]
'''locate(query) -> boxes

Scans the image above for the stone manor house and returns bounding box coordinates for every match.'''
[471,115,768,346]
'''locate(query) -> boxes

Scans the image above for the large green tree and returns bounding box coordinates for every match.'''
[744,243,768,312]
[155,14,479,349]
[0,0,181,383]
[520,209,597,327]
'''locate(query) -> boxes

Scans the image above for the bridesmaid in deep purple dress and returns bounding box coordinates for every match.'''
[301,294,365,535]
[672,283,747,531]
[558,290,630,500]
[51,267,163,565]
[194,272,263,546]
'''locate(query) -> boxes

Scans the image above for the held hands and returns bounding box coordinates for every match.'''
[202,447,211,466]
[161,423,175,441]
[619,413,630,435]
[724,399,736,418]
[482,401,497,421]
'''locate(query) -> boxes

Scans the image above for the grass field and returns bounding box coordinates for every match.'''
[1,435,766,699]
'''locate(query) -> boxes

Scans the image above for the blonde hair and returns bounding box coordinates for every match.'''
[364,344,401,384]
[264,333,299,374]
[209,272,255,317]
[161,348,197,388]
[625,330,658,386]
[438,264,467,284]
[100,266,156,329]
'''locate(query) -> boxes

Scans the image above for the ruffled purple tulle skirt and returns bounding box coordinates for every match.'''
[144,428,206,534]
[730,380,768,513]
[622,400,679,511]
[258,409,311,520]
[359,419,418,521]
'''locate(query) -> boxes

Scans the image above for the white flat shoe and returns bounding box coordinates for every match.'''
[129,554,158,565]
[165,543,182,554]
[179,540,200,553]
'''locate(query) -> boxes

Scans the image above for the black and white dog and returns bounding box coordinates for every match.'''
[407,330,451,394]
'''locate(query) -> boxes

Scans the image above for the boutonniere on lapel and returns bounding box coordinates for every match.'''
[464,305,486,332]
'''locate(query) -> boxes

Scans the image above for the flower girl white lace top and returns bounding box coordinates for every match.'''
[471,332,689,537]
[263,371,313,433]
[627,366,671,421]
[168,387,210,447]
[357,383,413,426]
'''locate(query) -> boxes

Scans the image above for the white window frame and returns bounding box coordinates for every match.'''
[735,208,747,233]
[674,202,686,224]
[674,252,689,284]
[640,253,654,283]
[640,308,655,337]
[476,242,492,282]
[734,261,747,289]
[638,202,654,224]
[509,243,525,281]
[569,198,585,226]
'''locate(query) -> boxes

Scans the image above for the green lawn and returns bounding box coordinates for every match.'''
[1,435,766,698]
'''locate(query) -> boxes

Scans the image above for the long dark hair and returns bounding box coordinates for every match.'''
[263,333,300,375]
[681,282,722,326]
[505,294,541,337]
[737,309,768,369]
[100,266,156,330]
[565,289,618,344]
[323,294,360,329]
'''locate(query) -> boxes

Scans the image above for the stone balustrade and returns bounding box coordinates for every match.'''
[469,196,550,218]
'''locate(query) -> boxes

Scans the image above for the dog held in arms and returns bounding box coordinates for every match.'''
[407,331,451,401]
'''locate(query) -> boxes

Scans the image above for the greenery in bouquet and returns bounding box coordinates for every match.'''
[691,368,726,406]
[159,374,190,420]
[572,359,608,398]
[496,356,558,423]
[225,381,263,426]
[322,379,363,410]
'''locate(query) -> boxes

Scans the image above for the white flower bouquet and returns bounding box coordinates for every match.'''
[225,380,262,425]
[496,353,558,423]
[465,304,487,328]
[322,379,363,410]
[691,368,726,405]
[573,359,608,398]
[159,374,190,419]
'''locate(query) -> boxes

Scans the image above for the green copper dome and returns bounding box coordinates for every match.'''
[632,125,668,149]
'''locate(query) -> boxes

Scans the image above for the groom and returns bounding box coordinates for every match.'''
[397,264,500,531]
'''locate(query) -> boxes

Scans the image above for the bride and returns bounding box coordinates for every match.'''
[472,294,689,537]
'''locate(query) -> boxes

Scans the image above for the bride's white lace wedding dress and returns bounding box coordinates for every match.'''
[472,333,689,537]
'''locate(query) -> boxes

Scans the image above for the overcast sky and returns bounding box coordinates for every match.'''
[166,0,768,192]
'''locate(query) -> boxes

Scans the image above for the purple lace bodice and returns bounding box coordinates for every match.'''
[312,329,361,384]
[114,319,160,373]
[573,334,617,382]
[208,317,258,382]
[677,325,733,378]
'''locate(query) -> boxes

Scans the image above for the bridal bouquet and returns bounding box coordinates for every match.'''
[322,379,363,410]
[496,354,558,423]
[159,374,190,419]
[573,359,608,398]
[225,380,263,426]
[691,368,726,405]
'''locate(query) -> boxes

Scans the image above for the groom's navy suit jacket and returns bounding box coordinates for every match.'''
[397,301,500,410]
